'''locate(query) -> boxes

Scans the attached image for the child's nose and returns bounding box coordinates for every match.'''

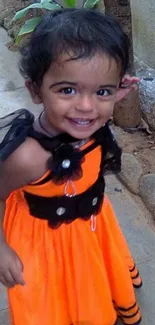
[76,95,94,113]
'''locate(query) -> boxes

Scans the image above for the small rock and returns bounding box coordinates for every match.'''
[4,16,13,31]
[143,77,154,81]
[8,24,20,39]
[114,187,122,193]
[118,153,143,194]
[0,8,14,26]
[136,59,155,131]
[140,174,155,214]
[4,81,16,91]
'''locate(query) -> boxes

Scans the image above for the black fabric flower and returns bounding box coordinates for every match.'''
[47,144,84,184]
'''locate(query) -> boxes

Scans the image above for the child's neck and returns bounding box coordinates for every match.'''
[37,111,62,138]
[34,111,89,148]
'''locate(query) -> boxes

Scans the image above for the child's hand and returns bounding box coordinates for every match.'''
[0,241,25,288]
[116,75,140,103]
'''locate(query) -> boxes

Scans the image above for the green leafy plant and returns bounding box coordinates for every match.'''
[12,0,100,44]
[84,0,100,8]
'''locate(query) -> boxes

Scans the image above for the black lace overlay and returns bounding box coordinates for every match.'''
[0,109,34,161]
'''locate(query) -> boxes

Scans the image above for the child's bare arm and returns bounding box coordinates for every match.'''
[0,196,25,287]
[0,200,5,242]
[0,137,49,287]
[0,199,25,287]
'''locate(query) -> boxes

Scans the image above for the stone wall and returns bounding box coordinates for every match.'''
[0,0,29,11]
[131,0,155,69]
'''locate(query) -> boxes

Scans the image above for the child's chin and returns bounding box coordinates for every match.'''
[67,129,96,140]
[66,121,99,139]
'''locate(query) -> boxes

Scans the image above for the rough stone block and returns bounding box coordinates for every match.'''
[118,153,143,194]
[140,174,155,214]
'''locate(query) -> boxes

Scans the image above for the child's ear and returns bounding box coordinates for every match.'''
[115,74,140,103]
[25,80,42,104]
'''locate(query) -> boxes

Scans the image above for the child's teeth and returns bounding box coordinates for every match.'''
[74,119,91,125]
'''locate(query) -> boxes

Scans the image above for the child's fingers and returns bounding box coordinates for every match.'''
[0,274,15,288]
[4,271,16,287]
[121,75,140,85]
[18,273,25,286]
[120,80,139,89]
[10,255,25,285]
[14,272,25,286]
[15,255,24,272]
[124,76,140,82]
[10,266,25,286]
[0,275,9,287]
[122,74,139,80]
[131,84,138,90]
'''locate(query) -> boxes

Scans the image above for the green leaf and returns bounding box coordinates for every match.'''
[63,0,76,8]
[41,0,58,4]
[13,1,60,21]
[42,2,61,10]
[16,17,42,44]
[84,0,100,8]
[13,3,43,21]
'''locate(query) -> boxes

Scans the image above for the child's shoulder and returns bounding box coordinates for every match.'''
[0,137,51,200]
[10,136,50,173]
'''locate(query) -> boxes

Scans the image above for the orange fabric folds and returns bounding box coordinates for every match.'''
[4,146,142,325]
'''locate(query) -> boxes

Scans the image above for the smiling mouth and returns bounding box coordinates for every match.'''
[67,118,96,126]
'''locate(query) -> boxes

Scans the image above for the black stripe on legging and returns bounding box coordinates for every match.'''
[119,307,139,319]
[116,301,137,312]
[131,271,140,279]
[123,316,142,325]
[129,264,136,272]
[133,281,143,289]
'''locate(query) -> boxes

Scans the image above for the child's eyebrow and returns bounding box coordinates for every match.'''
[49,81,77,88]
[99,84,118,89]
[49,81,118,89]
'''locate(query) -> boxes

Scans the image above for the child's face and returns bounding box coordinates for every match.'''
[31,53,121,139]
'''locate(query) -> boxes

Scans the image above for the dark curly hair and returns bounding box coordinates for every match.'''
[19,8,129,86]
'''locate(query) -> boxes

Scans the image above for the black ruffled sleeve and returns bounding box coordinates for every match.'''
[0,109,34,162]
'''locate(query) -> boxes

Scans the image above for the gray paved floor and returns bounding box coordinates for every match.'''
[106,175,155,325]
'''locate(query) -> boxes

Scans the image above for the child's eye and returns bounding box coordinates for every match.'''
[61,87,76,95]
[97,89,111,96]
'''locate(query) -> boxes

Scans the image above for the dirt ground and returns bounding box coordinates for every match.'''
[0,0,33,50]
[114,124,155,175]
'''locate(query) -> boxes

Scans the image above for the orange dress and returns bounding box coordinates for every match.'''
[4,140,142,325]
